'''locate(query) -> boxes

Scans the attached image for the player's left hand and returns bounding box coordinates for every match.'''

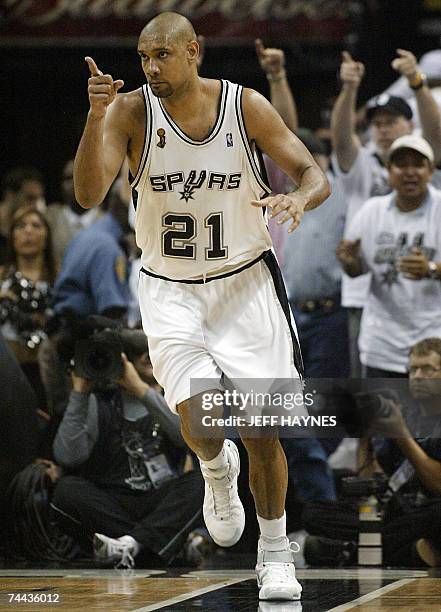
[391,49,419,81]
[251,193,305,233]
[398,248,429,279]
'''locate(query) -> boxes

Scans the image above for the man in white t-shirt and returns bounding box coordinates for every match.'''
[336,135,441,376]
[331,49,441,375]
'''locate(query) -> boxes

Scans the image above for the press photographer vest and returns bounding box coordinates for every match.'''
[76,388,181,492]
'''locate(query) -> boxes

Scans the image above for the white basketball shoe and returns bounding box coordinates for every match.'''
[200,439,245,547]
[256,536,302,601]
[93,533,136,569]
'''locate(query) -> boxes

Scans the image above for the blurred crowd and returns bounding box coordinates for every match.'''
[2,41,441,570]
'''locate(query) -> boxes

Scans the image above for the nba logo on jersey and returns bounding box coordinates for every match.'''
[226,132,233,147]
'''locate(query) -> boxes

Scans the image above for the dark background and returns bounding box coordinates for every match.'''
[1,0,439,203]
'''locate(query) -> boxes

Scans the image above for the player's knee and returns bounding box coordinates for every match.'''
[177,397,224,459]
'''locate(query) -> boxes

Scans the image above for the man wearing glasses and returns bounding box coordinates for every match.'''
[372,337,441,566]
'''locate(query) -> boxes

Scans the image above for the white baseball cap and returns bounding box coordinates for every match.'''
[388,135,434,163]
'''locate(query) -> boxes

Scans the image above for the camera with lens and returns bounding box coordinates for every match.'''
[56,315,148,383]
[341,473,389,499]
[311,382,399,437]
[74,327,125,382]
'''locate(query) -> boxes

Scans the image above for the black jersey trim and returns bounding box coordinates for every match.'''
[157,80,228,146]
[262,250,305,378]
[131,187,139,211]
[140,250,266,284]
[255,144,271,192]
[234,86,271,196]
[131,84,153,189]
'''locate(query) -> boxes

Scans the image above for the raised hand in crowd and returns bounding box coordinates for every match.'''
[254,39,298,131]
[331,52,366,171]
[391,49,422,85]
[255,38,286,79]
[339,51,365,91]
[391,48,441,162]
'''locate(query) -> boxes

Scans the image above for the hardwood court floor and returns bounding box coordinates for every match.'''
[0,567,438,611]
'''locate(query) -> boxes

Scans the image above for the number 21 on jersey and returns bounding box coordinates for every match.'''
[162,212,228,260]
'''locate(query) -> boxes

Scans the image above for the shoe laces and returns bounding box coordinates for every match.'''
[209,471,233,519]
[115,546,135,570]
[260,561,295,583]
[106,540,135,570]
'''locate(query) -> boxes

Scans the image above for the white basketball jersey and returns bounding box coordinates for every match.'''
[130,80,273,281]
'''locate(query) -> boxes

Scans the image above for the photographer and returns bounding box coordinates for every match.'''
[376,337,441,566]
[50,328,204,568]
[303,337,441,567]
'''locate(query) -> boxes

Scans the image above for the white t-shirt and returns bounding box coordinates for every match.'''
[346,185,441,372]
[333,146,441,307]
[332,147,389,308]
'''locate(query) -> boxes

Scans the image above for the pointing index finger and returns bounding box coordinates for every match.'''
[85,56,103,77]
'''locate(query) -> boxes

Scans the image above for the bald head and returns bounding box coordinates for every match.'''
[138,12,199,98]
[140,12,196,47]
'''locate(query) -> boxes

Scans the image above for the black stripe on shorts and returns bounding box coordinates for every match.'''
[262,250,305,379]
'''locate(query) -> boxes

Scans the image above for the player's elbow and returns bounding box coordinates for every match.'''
[315,169,331,204]
[74,187,103,209]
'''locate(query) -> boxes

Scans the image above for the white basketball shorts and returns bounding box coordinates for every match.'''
[138,250,304,413]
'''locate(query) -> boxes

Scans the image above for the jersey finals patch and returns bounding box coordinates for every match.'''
[157,128,166,148]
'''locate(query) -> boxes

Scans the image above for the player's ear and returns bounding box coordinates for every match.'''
[187,40,199,64]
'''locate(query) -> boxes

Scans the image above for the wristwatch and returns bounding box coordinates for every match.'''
[428,260,438,279]
[409,72,427,90]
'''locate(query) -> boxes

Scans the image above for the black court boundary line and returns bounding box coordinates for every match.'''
[129,576,249,611]
[326,577,416,611]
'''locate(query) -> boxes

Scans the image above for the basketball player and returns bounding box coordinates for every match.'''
[74,12,329,600]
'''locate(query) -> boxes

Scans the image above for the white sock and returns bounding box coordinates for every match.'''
[119,535,141,556]
[257,512,286,542]
[199,442,229,474]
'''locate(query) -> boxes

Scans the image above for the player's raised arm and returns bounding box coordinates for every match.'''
[243,88,330,233]
[74,57,129,208]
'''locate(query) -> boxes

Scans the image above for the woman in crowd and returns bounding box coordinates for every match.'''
[0,205,56,406]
